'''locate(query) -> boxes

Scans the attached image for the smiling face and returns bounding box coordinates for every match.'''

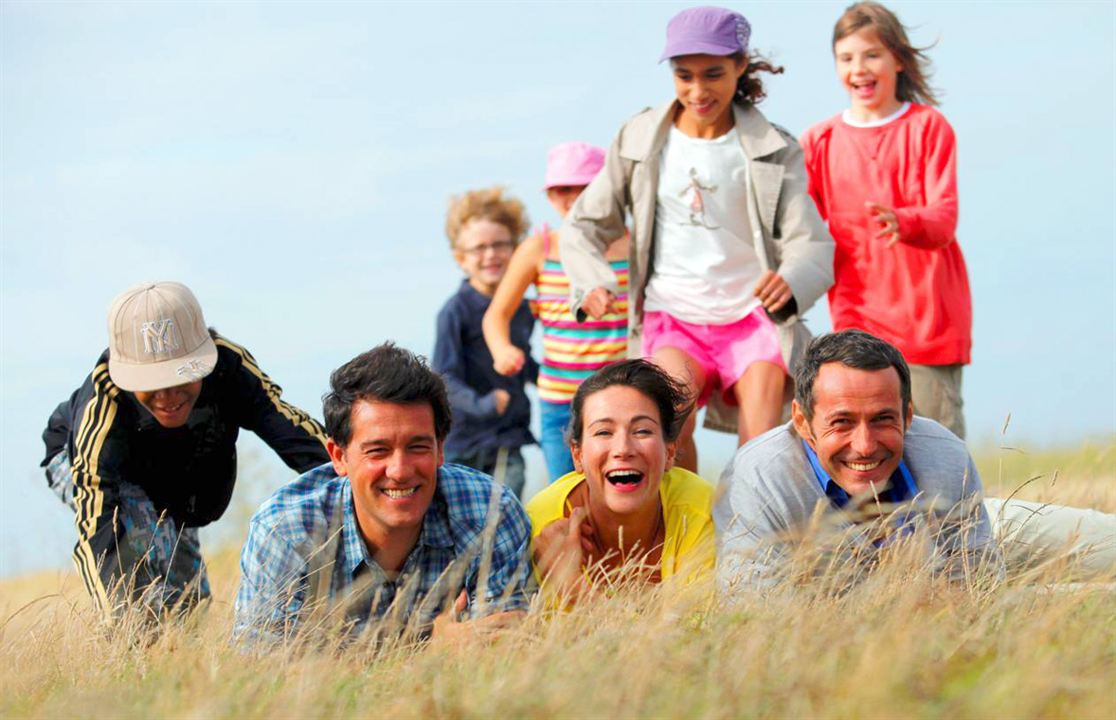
[671,53,747,137]
[133,381,203,428]
[453,218,515,296]
[834,27,904,122]
[328,399,442,550]
[571,385,677,518]
[792,363,912,496]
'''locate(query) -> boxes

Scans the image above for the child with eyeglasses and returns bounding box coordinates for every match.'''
[432,186,538,498]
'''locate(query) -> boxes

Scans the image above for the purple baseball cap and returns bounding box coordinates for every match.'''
[659,6,751,62]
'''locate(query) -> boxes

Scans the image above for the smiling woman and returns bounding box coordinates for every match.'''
[525,360,715,603]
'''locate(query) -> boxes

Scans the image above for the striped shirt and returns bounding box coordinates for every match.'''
[234,462,534,643]
[535,229,629,403]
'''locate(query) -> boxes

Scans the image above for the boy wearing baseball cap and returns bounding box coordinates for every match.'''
[40,281,330,618]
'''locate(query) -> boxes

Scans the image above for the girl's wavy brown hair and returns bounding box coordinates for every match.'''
[833,1,939,107]
[730,51,785,107]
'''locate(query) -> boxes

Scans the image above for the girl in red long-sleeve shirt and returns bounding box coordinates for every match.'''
[801,1,972,438]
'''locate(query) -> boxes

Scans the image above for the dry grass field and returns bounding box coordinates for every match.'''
[1,439,1113,720]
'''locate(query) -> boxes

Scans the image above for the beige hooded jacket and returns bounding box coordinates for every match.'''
[559,100,835,432]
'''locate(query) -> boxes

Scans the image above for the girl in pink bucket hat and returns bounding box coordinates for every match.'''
[483,142,630,482]
[558,7,835,472]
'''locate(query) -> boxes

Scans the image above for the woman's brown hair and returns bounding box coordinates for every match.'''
[833,2,939,107]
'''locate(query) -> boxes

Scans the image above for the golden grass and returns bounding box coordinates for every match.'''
[2,440,1113,720]
[977,435,1116,513]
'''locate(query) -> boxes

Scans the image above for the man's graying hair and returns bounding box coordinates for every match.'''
[794,329,912,421]
[323,342,451,447]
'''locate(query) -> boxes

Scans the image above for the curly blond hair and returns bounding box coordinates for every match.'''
[444,186,530,248]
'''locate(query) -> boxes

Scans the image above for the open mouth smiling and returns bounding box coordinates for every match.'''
[850,79,877,97]
[605,469,644,486]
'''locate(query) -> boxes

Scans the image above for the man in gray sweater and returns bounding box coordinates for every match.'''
[714,330,1003,588]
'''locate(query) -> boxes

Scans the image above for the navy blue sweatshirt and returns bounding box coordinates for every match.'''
[432,281,537,456]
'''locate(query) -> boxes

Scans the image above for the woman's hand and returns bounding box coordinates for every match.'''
[753,270,793,312]
[866,201,901,247]
[533,507,594,598]
[491,345,526,376]
[580,287,617,319]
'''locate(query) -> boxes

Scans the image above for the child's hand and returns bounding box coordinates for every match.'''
[753,270,793,312]
[866,202,901,247]
[492,346,526,376]
[580,287,617,319]
[493,389,511,416]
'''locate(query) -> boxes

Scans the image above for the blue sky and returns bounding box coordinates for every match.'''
[2,1,1114,576]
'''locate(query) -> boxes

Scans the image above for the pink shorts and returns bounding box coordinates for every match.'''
[642,307,787,407]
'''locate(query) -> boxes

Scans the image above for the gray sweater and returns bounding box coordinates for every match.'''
[714,417,1003,588]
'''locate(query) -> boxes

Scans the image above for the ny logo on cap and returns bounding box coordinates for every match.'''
[140,318,181,355]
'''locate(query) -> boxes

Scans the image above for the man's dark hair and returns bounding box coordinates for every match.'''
[323,342,451,447]
[794,330,911,422]
[568,359,694,445]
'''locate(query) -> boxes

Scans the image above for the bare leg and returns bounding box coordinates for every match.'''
[732,361,785,446]
[651,346,706,473]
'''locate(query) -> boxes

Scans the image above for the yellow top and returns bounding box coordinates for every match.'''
[525,467,715,584]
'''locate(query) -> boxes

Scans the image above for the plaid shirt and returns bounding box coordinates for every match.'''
[234,462,533,643]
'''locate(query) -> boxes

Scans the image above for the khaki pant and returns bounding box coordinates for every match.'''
[984,498,1116,579]
[910,364,965,438]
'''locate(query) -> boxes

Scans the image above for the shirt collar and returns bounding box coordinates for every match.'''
[801,440,917,508]
[340,475,456,577]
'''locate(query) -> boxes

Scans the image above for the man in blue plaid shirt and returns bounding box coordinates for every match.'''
[234,343,534,643]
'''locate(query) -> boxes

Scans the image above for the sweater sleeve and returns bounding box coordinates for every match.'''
[433,301,500,422]
[893,114,959,250]
[67,364,136,613]
[713,452,787,591]
[799,125,829,222]
[216,336,330,472]
[933,452,1006,583]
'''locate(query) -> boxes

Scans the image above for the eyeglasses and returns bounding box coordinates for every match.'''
[457,240,515,257]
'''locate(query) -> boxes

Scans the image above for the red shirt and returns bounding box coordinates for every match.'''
[801,104,972,365]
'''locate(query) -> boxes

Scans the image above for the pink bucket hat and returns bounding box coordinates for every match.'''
[543,142,606,189]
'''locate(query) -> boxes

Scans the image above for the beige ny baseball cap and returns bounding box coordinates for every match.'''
[107,281,219,392]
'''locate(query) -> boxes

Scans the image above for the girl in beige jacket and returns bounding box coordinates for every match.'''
[560,7,834,471]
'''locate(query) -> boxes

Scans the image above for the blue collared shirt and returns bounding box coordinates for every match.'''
[233,462,533,643]
[801,440,918,509]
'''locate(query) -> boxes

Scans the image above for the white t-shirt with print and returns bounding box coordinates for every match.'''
[644,126,761,325]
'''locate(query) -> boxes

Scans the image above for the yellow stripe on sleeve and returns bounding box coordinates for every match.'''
[214,335,329,449]
[70,362,120,612]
